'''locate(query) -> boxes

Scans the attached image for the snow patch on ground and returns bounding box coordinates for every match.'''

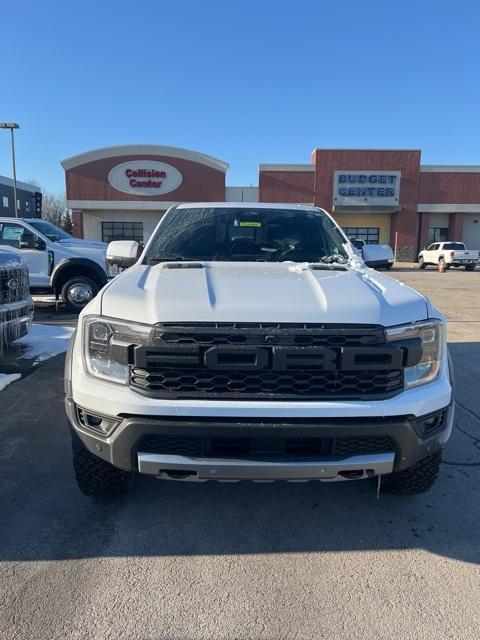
[0,373,21,391]
[15,324,75,364]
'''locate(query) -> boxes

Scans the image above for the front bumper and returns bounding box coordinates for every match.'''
[66,398,454,481]
[0,300,34,344]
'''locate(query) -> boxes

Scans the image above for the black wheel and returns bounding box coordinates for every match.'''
[465,265,476,272]
[61,276,98,313]
[384,263,393,270]
[72,441,131,498]
[418,257,426,269]
[381,451,442,495]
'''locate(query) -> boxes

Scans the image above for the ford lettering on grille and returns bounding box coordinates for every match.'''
[119,323,420,401]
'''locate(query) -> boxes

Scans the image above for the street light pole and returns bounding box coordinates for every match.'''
[0,122,20,218]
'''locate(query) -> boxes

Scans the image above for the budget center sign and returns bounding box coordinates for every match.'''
[333,171,401,208]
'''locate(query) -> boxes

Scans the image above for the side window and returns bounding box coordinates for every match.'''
[0,222,25,248]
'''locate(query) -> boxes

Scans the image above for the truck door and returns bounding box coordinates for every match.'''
[0,221,49,287]
[424,243,438,263]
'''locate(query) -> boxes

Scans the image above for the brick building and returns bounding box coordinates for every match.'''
[62,145,480,260]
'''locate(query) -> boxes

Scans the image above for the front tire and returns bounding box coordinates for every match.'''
[61,276,98,313]
[418,257,426,269]
[72,441,131,498]
[381,451,442,495]
[465,265,476,271]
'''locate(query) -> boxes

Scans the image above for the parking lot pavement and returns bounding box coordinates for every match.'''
[33,296,79,327]
[1,270,479,640]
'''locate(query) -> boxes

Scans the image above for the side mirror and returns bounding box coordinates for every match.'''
[20,233,45,250]
[106,240,139,270]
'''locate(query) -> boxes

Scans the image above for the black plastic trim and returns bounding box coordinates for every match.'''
[66,398,453,474]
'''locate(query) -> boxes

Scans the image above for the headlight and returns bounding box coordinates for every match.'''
[385,319,444,389]
[83,316,151,384]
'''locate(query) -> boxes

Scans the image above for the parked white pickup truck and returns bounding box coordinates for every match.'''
[418,242,479,271]
[66,203,454,499]
[0,218,110,311]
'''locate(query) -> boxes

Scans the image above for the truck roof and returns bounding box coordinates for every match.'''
[175,202,323,212]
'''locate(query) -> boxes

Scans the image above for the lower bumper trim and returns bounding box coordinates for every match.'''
[137,451,395,482]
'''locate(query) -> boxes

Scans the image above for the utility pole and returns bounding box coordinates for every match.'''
[0,122,20,217]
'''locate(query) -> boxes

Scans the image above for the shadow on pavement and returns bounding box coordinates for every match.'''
[0,344,478,565]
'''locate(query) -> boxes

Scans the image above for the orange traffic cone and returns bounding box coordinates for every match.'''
[439,261,446,273]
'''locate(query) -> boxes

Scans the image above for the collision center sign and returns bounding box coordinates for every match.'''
[108,160,183,196]
[333,170,400,208]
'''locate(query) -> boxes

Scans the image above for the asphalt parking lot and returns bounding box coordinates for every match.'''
[1,267,479,640]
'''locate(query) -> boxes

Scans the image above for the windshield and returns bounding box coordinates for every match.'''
[28,220,72,242]
[443,242,465,250]
[144,207,349,264]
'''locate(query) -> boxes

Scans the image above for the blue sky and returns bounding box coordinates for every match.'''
[1,0,479,194]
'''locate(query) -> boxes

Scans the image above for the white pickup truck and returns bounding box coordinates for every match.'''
[418,242,479,271]
[0,218,110,311]
[65,203,454,500]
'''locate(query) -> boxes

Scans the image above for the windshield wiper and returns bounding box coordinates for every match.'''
[317,255,348,264]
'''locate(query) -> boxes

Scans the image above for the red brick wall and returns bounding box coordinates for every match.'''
[418,212,431,249]
[66,155,225,202]
[311,149,421,260]
[419,172,480,203]
[71,210,84,239]
[259,170,314,203]
[448,212,464,240]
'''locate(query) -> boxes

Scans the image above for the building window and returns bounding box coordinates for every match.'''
[102,221,144,244]
[428,227,448,243]
[17,199,21,211]
[342,227,380,244]
[2,196,8,208]
[25,200,31,212]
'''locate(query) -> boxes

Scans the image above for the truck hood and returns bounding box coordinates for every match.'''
[58,238,107,250]
[100,262,429,327]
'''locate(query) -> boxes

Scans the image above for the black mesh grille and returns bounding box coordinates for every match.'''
[151,322,385,347]
[131,367,404,399]
[138,434,394,459]
[129,323,405,401]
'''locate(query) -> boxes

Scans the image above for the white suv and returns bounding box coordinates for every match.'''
[65,203,454,498]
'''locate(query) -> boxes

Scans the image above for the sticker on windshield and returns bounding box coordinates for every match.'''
[235,221,262,228]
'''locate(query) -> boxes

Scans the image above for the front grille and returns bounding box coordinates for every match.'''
[127,323,407,401]
[0,263,30,304]
[131,367,404,399]
[150,322,385,347]
[138,434,394,459]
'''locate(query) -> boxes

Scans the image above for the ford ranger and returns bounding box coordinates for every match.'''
[0,218,111,312]
[65,203,454,498]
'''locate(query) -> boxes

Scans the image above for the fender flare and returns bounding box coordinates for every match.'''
[51,258,108,293]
